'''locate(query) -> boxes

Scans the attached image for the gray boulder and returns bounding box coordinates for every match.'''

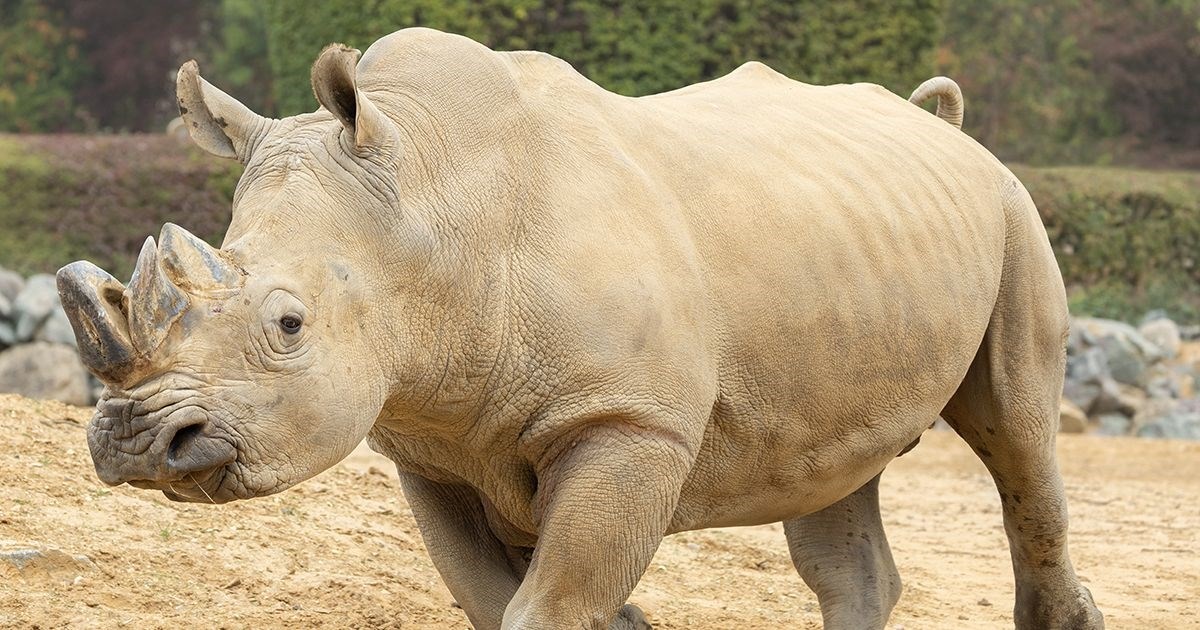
[0,319,14,348]
[1137,409,1200,440]
[1138,318,1182,359]
[1073,317,1165,386]
[12,274,60,342]
[1062,346,1120,413]
[0,267,22,302]
[34,307,77,347]
[0,342,93,405]
[1094,413,1132,436]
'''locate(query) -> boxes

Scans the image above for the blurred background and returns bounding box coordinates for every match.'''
[0,1,1198,438]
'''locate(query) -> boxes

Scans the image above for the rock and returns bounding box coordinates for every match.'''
[1066,324,1095,356]
[1091,382,1145,417]
[0,319,14,347]
[1074,317,1166,386]
[1063,347,1113,411]
[1094,413,1132,436]
[1136,408,1200,440]
[1058,399,1088,433]
[1139,318,1181,359]
[0,291,10,319]
[0,267,22,302]
[34,307,76,347]
[1179,341,1200,370]
[12,274,60,342]
[1066,346,1110,382]
[0,342,93,405]
[0,545,96,580]
[1099,334,1151,386]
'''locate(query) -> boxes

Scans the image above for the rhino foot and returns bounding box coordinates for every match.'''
[611,603,653,630]
[1017,584,1104,630]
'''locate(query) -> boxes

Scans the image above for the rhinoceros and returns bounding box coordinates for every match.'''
[57,28,1102,630]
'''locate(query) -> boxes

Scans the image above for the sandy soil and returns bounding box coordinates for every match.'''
[1,394,1197,629]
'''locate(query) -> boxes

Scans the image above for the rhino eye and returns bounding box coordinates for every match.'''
[279,314,302,334]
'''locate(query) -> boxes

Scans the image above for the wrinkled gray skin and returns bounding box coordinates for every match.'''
[59,29,1102,630]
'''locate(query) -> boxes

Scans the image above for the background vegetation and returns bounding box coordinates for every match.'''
[0,0,1197,322]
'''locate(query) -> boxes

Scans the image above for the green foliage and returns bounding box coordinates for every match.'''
[0,134,240,279]
[1015,165,1200,322]
[0,0,85,132]
[937,0,1200,165]
[260,0,945,116]
[210,0,275,114]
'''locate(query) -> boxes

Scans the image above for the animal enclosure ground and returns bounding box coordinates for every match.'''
[1,394,1196,629]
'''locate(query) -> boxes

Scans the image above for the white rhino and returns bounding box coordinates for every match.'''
[57,28,1102,630]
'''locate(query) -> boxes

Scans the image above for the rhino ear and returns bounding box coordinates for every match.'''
[311,44,397,155]
[177,60,268,162]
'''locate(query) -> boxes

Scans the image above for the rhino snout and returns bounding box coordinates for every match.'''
[87,403,237,493]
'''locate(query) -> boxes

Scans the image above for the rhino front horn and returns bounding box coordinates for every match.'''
[57,261,137,383]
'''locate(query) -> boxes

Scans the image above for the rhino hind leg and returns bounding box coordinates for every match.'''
[941,187,1103,630]
[783,474,900,630]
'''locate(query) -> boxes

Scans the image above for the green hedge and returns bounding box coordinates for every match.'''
[0,135,1195,324]
[0,135,240,280]
[261,0,944,116]
[1015,166,1200,323]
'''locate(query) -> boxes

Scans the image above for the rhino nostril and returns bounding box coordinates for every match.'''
[167,422,204,463]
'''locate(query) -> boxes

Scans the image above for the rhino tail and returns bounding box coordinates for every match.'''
[909,76,964,130]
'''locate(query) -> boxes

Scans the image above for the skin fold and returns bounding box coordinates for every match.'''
[58,28,1103,630]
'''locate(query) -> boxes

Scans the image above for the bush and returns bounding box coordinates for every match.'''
[260,0,945,116]
[1015,165,1200,322]
[0,134,240,279]
[0,0,85,132]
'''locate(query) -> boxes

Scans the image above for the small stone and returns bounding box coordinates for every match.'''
[0,546,96,577]
[977,598,992,607]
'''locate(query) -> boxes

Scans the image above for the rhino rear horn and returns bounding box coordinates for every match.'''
[127,237,188,357]
[311,44,397,155]
[57,261,137,383]
[158,223,241,293]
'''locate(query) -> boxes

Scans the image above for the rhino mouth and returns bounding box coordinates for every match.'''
[128,465,231,504]
[87,388,241,503]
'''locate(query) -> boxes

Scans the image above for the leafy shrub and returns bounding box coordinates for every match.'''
[1017,165,1200,322]
[0,0,86,132]
[0,134,240,279]
[260,0,945,116]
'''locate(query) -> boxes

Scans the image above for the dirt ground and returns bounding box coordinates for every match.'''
[1,394,1197,629]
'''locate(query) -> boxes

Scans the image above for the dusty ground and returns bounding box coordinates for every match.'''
[1,394,1197,629]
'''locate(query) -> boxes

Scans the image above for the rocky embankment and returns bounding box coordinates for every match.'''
[1,263,1197,439]
[1060,314,1200,439]
[0,266,96,405]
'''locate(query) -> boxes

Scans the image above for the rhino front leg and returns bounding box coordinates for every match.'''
[783,473,901,630]
[399,472,528,630]
[502,424,691,629]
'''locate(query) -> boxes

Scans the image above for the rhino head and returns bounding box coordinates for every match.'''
[56,45,434,503]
